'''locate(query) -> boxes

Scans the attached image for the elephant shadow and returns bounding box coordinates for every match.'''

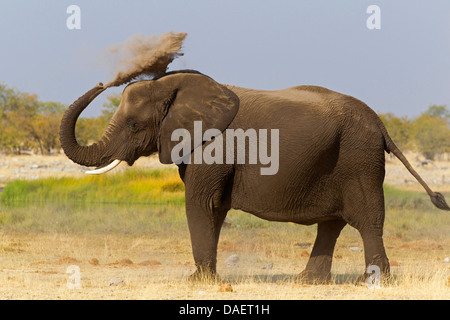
[221,273,365,285]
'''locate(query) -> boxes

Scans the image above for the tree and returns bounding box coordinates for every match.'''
[424,104,450,120]
[0,83,67,154]
[0,85,40,153]
[412,106,450,160]
[74,93,121,145]
[101,94,121,121]
[378,112,412,150]
[28,102,66,154]
[75,117,105,146]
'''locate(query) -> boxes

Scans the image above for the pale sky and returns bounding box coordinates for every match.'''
[1,0,449,117]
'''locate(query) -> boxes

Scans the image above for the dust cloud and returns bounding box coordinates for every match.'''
[104,31,187,88]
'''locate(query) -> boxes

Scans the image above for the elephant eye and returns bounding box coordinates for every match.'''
[127,119,138,132]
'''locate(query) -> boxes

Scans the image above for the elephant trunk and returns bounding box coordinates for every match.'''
[59,82,109,168]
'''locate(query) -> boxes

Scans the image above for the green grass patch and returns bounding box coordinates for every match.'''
[0,170,448,238]
[2,170,435,209]
[383,184,434,210]
[1,167,185,205]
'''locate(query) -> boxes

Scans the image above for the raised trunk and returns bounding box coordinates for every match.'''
[59,83,108,167]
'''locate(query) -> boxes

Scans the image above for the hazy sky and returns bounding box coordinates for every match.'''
[1,1,449,117]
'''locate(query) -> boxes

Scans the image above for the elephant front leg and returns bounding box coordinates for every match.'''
[185,204,227,281]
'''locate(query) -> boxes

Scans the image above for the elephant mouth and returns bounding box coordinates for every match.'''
[85,159,123,175]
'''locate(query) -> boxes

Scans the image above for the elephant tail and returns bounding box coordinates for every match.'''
[377,117,450,211]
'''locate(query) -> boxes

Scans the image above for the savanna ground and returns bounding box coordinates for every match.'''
[0,154,449,300]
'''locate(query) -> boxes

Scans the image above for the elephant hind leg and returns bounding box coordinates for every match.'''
[355,228,390,285]
[297,219,346,284]
[342,178,390,285]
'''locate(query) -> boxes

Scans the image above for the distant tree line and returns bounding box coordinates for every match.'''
[0,83,118,155]
[0,83,449,160]
[379,105,450,160]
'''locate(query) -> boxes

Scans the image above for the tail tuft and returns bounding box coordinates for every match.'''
[430,192,450,211]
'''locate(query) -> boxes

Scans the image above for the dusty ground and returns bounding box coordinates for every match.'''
[0,231,448,300]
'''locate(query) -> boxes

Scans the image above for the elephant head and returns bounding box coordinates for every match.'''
[59,71,239,173]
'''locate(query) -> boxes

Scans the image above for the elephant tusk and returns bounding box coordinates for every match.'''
[85,160,122,175]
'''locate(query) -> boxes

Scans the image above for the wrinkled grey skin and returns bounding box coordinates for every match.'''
[60,70,449,283]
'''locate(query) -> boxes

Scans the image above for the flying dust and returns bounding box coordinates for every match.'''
[104,31,187,88]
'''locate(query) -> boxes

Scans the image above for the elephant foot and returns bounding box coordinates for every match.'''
[295,270,333,285]
[354,273,369,286]
[187,269,222,283]
[354,270,391,287]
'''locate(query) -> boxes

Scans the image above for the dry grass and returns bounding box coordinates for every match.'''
[0,226,448,300]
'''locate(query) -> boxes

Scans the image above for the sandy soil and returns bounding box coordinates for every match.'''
[0,232,448,300]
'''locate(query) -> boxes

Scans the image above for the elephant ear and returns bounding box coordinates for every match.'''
[158,74,239,164]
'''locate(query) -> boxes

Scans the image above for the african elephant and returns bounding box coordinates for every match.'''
[60,70,449,283]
